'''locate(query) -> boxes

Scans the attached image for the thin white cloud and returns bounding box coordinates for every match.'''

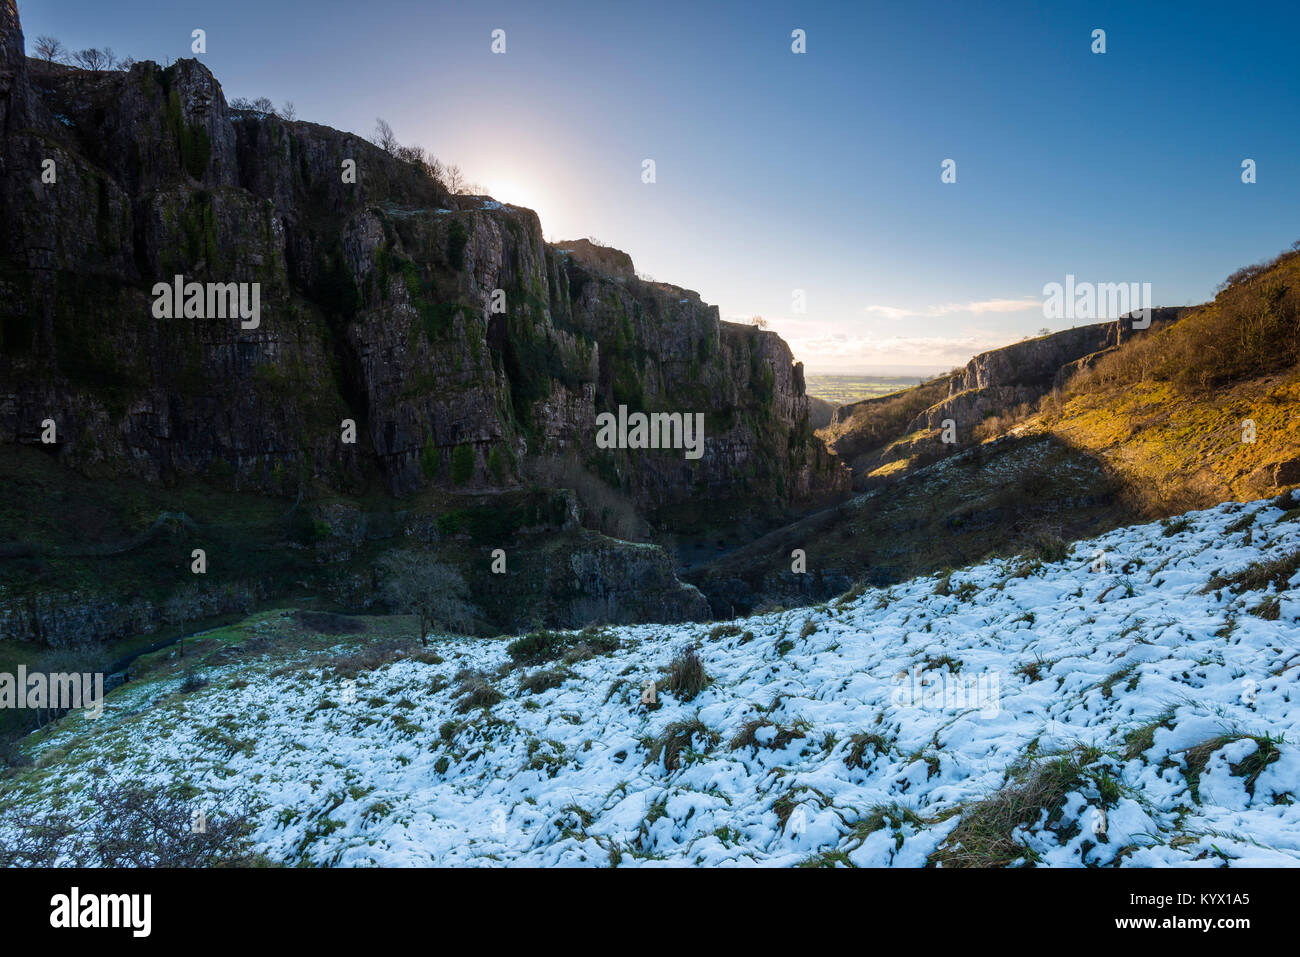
[863,297,1041,319]
[863,304,921,320]
[943,297,1042,315]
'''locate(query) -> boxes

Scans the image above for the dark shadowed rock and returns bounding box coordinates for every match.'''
[0,0,844,643]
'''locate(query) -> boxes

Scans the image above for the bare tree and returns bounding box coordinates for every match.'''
[377,551,477,644]
[280,100,296,121]
[33,35,65,64]
[443,162,466,194]
[367,118,464,196]
[394,143,425,165]
[750,316,768,329]
[421,154,447,185]
[251,96,274,114]
[21,642,109,729]
[72,47,113,73]
[373,116,399,154]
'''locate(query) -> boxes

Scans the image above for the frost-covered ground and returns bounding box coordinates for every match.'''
[7,498,1300,867]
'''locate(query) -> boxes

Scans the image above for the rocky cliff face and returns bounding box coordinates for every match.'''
[0,0,33,135]
[819,311,1186,492]
[0,27,845,515]
[906,310,1184,435]
[0,2,843,644]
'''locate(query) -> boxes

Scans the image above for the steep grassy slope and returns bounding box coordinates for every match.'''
[4,498,1298,866]
[1040,245,1300,514]
[702,244,1300,613]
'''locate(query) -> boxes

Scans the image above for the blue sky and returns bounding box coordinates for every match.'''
[22,0,1300,372]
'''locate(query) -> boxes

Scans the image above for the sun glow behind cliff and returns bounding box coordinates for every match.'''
[481,175,554,225]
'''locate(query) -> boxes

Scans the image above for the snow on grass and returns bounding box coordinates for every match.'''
[5,499,1299,867]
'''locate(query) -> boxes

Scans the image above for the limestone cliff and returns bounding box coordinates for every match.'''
[0,1,844,644]
[0,26,846,515]
[908,310,1185,435]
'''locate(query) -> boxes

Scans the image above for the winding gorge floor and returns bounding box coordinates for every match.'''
[6,497,1299,867]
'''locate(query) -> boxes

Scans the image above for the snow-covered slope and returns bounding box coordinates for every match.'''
[8,498,1300,867]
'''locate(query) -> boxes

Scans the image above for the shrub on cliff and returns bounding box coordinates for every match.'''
[420,439,440,480]
[450,444,475,486]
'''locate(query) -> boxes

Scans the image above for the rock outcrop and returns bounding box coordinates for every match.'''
[0,0,35,135]
[0,1,845,644]
[907,309,1184,434]
[552,239,635,279]
[0,34,845,512]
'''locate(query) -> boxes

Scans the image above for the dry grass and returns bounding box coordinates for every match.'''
[1178,733,1283,803]
[646,717,720,771]
[1122,708,1177,760]
[453,670,504,713]
[973,402,1036,442]
[1069,244,1300,395]
[327,640,411,679]
[843,732,892,770]
[846,802,928,848]
[1203,548,1300,595]
[518,667,569,696]
[929,748,1120,867]
[664,645,710,702]
[728,718,807,753]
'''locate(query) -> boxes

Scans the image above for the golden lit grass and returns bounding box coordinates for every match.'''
[866,457,915,479]
[1043,370,1300,516]
[1031,244,1300,514]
